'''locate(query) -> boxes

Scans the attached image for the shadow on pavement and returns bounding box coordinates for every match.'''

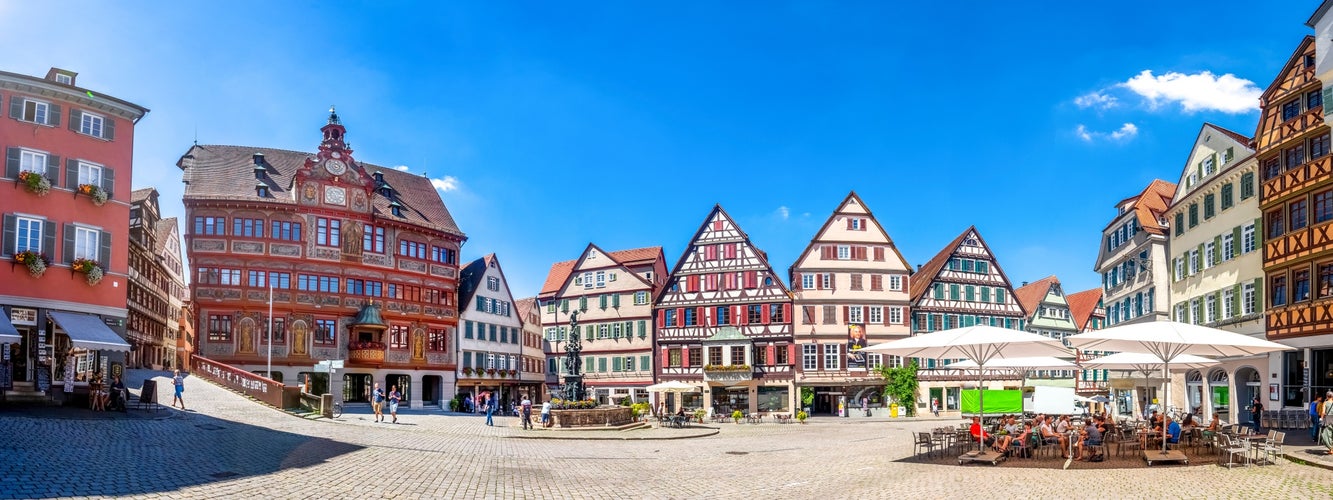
[0,375,365,498]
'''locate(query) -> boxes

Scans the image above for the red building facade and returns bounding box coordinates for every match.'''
[1,68,147,401]
[180,109,465,408]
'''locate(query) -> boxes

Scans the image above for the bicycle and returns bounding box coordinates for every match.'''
[331,400,344,419]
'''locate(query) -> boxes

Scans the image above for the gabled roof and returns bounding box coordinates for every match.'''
[538,245,664,297]
[788,191,912,274]
[1170,123,1257,204]
[131,188,155,203]
[152,217,178,254]
[458,254,520,316]
[1207,122,1253,148]
[1106,179,1176,235]
[1014,275,1060,318]
[660,204,791,298]
[1259,35,1316,103]
[1066,288,1104,330]
[178,144,464,237]
[515,297,538,322]
[908,228,971,303]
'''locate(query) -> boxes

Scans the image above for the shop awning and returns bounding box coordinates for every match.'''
[49,312,130,352]
[0,313,19,344]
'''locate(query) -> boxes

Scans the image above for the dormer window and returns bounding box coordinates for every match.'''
[379,184,392,197]
[253,165,267,180]
[55,74,72,85]
[389,200,403,217]
[373,171,384,183]
[256,183,269,197]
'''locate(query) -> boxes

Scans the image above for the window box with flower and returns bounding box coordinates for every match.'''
[77,184,108,206]
[485,368,497,376]
[348,341,386,363]
[70,258,103,285]
[14,250,50,278]
[17,171,51,196]
[461,367,474,376]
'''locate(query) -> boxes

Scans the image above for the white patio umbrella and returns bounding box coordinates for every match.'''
[1081,352,1219,421]
[645,380,695,392]
[1068,322,1291,458]
[947,356,1077,396]
[864,325,1071,460]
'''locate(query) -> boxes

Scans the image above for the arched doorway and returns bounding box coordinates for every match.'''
[1185,370,1206,421]
[1208,369,1230,424]
[1235,367,1261,427]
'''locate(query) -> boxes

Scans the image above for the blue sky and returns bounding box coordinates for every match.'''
[0,1,1320,298]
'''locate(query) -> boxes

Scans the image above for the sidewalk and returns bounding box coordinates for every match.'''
[0,369,176,420]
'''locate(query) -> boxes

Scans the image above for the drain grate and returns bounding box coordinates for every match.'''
[210,471,239,479]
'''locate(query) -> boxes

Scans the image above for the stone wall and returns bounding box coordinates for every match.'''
[550,407,634,428]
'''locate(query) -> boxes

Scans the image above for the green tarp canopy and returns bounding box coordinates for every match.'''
[960,389,1023,414]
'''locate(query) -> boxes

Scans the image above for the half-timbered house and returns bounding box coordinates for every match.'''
[1015,276,1078,380]
[538,245,666,405]
[789,192,912,415]
[908,226,1028,416]
[654,205,795,417]
[457,255,524,410]
[1259,32,1333,411]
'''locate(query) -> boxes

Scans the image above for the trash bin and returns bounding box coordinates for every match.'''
[890,403,899,418]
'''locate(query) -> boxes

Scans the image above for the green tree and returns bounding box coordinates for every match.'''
[875,361,919,417]
[800,386,814,410]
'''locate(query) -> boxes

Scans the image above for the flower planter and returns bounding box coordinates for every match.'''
[17,171,51,196]
[71,258,103,286]
[14,251,48,278]
[348,347,386,363]
[77,184,108,206]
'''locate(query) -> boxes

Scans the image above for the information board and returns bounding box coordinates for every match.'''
[35,365,50,393]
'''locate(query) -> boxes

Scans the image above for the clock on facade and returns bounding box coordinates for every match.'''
[324,185,347,206]
[324,159,347,175]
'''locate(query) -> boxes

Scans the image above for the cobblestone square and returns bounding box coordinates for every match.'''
[1,372,1331,499]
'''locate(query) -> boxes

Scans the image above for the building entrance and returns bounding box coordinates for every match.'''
[343,373,372,403]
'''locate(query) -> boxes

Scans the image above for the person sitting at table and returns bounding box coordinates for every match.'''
[1180,413,1195,428]
[994,416,1020,452]
[108,375,128,412]
[1203,413,1221,438]
[1151,416,1182,447]
[968,416,996,450]
[1076,419,1103,461]
[1039,415,1069,458]
[1055,415,1072,434]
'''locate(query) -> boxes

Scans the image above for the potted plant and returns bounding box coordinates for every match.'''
[461,367,474,376]
[485,368,497,376]
[14,250,48,278]
[497,370,508,378]
[508,369,518,377]
[731,409,743,423]
[693,408,707,423]
[78,183,108,206]
[17,171,51,196]
[71,258,103,285]
[796,410,809,424]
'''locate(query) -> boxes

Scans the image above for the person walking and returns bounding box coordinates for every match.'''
[388,385,401,424]
[1311,395,1325,441]
[171,369,186,410]
[1320,391,1333,455]
[520,395,533,430]
[484,394,495,426]
[372,383,386,423]
[540,399,552,428]
[931,398,940,418]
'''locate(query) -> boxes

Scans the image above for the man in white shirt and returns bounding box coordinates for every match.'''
[540,400,553,428]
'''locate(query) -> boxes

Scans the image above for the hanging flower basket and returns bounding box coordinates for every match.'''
[71,258,104,286]
[485,368,497,376]
[14,250,49,277]
[78,184,108,206]
[497,371,508,378]
[18,171,51,196]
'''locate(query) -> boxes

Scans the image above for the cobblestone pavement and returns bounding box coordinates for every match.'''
[2,372,1331,499]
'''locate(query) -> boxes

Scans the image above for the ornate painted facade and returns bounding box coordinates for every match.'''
[654,205,795,416]
[789,192,912,414]
[539,244,666,405]
[180,109,465,408]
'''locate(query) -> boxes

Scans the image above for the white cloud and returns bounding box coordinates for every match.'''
[1074,91,1117,110]
[1109,123,1138,140]
[775,206,790,220]
[1121,70,1260,113]
[430,176,460,192]
[394,165,410,171]
[1075,123,1137,143]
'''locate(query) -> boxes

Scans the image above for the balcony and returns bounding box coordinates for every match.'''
[703,364,753,383]
[348,342,386,364]
[1261,155,1332,206]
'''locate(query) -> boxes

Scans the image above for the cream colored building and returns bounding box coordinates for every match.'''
[1165,124,1264,424]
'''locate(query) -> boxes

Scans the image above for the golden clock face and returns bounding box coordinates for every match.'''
[325,159,347,175]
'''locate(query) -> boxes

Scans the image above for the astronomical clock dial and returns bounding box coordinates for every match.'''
[324,159,347,175]
[324,185,346,206]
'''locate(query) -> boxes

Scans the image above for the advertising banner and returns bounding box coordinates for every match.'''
[847,324,867,369]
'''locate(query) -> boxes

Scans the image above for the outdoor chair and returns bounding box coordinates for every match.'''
[1115,428,1142,458]
[914,432,941,459]
[1218,434,1250,469]
[1261,431,1285,465]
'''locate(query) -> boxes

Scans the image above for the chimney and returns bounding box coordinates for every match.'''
[916,264,922,272]
[252,152,265,165]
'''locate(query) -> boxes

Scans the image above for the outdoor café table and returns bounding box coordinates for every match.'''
[1137,429,1161,449]
[1239,435,1268,464]
[747,414,763,424]
[775,414,792,424]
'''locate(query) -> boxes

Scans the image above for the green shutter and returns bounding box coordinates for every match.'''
[1209,153,1218,172]
[1232,226,1242,257]
[579,296,587,311]
[62,223,75,264]
[598,357,607,373]
[585,325,594,341]
[1196,161,1203,182]
[65,158,78,189]
[640,355,649,372]
[599,294,607,309]
[1213,236,1222,263]
[1324,87,1333,116]
[637,320,646,338]
[613,357,623,372]
[1232,284,1242,316]
[612,293,620,308]
[1254,218,1262,245]
[1254,278,1264,311]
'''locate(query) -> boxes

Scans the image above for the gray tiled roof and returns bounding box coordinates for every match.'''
[178,144,464,237]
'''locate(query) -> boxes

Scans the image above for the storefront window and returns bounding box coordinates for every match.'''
[945,387,960,411]
[716,388,749,414]
[757,386,789,412]
[682,391,703,410]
